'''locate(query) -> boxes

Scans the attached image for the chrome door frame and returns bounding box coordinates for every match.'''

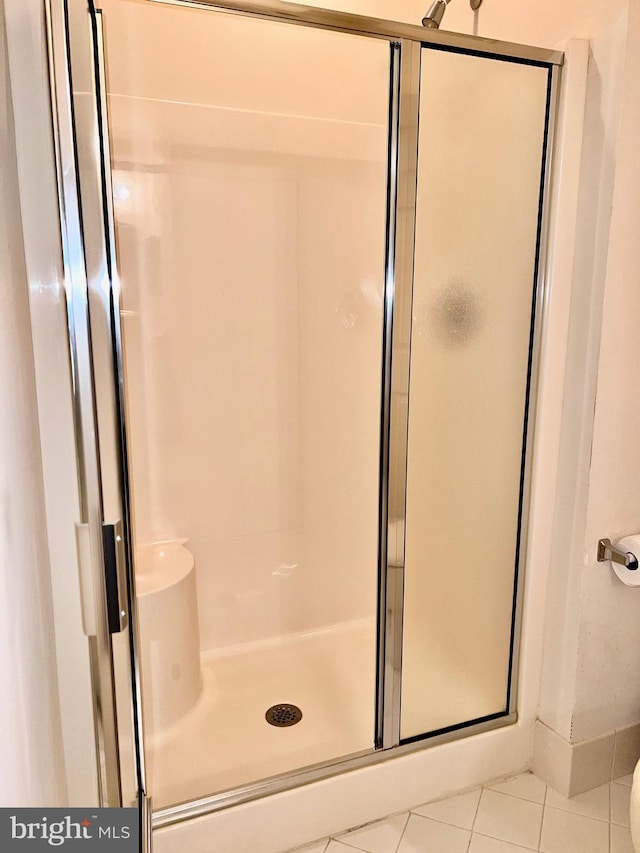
[46,0,150,834]
[46,0,562,831]
[378,39,421,752]
[46,0,124,808]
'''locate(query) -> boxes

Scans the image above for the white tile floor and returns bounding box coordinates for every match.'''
[285,771,635,853]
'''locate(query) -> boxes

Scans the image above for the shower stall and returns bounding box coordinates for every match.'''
[47,0,561,843]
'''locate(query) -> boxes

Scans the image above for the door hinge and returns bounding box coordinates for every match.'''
[102,521,128,633]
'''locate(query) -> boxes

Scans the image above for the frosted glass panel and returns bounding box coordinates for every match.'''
[100,0,389,806]
[400,49,549,740]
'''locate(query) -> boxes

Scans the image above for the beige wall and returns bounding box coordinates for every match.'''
[573,0,640,740]
[3,0,99,806]
[0,5,66,806]
[537,8,630,741]
[536,0,640,749]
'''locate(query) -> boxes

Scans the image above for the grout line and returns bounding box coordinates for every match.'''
[608,782,612,853]
[482,777,549,807]
[405,813,452,830]
[470,830,538,851]
[610,733,616,785]
[471,788,483,833]
[293,773,628,853]
[537,784,547,852]
[465,810,475,853]
[466,788,484,853]
[392,811,411,853]
[467,788,482,853]
[390,811,410,853]
[332,837,371,853]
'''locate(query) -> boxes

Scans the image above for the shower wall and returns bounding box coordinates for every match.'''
[101,0,389,651]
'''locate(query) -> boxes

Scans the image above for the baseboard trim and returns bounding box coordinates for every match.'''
[533,719,640,796]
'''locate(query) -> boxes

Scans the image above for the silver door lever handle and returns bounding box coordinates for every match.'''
[597,538,639,570]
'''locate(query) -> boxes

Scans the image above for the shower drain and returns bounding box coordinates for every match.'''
[265,703,303,727]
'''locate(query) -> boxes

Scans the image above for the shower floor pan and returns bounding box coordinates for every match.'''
[144,619,376,809]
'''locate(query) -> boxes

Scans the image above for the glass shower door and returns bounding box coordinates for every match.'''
[400,47,551,740]
[55,0,560,820]
[97,0,391,808]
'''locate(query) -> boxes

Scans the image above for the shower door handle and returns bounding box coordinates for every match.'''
[102,521,128,633]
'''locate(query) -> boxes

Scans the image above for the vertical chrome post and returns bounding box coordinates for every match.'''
[141,794,153,853]
[44,0,122,805]
[45,0,149,808]
[378,39,421,751]
[376,41,400,751]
